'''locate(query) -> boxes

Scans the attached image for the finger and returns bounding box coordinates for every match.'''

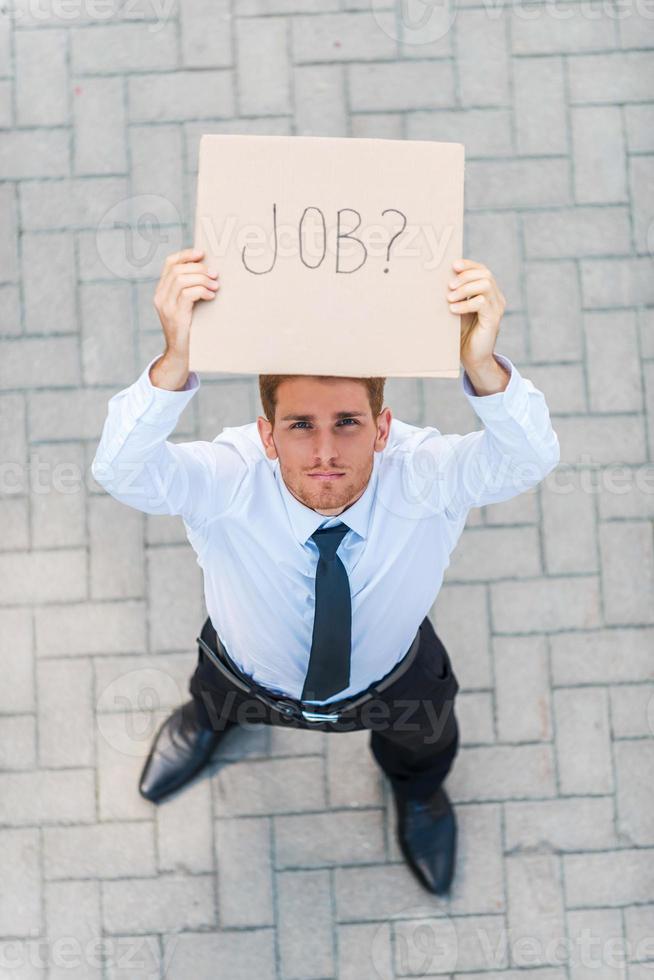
[452,258,486,274]
[449,294,486,313]
[447,277,492,302]
[158,270,217,306]
[164,247,205,270]
[171,261,219,279]
[179,284,220,304]
[158,250,208,296]
[171,273,220,299]
[448,267,491,289]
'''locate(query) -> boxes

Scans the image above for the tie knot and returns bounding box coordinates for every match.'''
[311,522,350,561]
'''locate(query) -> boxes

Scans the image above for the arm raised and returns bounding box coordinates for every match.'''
[415,353,560,525]
[91,247,246,528]
[91,351,247,527]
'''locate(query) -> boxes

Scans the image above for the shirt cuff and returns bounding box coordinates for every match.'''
[132,353,200,425]
[461,352,530,423]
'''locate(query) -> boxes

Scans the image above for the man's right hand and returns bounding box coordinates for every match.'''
[150,247,220,390]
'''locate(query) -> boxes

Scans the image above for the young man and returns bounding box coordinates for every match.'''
[91,248,560,896]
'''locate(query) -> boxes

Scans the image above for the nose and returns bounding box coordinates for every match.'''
[309,431,340,467]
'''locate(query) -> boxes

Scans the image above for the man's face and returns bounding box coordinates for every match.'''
[256,376,392,516]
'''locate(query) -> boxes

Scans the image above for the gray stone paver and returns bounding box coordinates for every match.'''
[1,1,653,977]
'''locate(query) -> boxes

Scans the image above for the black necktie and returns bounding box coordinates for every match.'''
[301,522,352,701]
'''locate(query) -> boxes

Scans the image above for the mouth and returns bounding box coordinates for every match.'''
[307,472,346,481]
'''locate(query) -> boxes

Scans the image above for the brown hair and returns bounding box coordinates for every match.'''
[258,374,386,427]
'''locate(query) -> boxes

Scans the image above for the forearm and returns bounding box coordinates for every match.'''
[461,354,511,396]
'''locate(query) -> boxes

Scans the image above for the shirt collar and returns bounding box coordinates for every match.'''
[274,452,380,546]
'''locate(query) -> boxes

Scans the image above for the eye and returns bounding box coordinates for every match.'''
[289,419,360,430]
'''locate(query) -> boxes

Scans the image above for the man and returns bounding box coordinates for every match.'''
[91,247,560,896]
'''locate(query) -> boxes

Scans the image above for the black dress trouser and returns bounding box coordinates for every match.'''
[188,614,460,802]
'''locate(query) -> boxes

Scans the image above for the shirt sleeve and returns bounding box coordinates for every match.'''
[414,352,561,523]
[90,353,248,529]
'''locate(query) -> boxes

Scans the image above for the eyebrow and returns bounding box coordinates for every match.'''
[280,411,368,422]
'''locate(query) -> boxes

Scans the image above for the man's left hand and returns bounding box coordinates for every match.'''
[447,258,506,369]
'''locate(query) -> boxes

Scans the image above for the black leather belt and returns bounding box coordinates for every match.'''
[195,626,422,726]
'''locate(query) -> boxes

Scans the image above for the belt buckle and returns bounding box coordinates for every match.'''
[300,707,341,724]
[272,698,302,720]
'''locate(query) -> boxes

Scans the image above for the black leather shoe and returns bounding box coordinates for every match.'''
[139,700,233,803]
[393,785,457,895]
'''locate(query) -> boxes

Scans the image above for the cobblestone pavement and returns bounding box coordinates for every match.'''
[1,0,653,977]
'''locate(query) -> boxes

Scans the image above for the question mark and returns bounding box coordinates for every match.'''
[381,208,408,273]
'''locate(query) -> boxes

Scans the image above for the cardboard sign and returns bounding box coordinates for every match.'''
[190,134,464,378]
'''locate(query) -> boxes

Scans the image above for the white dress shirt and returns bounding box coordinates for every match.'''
[91,352,560,705]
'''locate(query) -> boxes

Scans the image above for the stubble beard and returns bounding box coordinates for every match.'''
[283,466,370,513]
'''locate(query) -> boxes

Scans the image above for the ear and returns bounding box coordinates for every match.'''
[373,407,392,452]
[256,415,278,460]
